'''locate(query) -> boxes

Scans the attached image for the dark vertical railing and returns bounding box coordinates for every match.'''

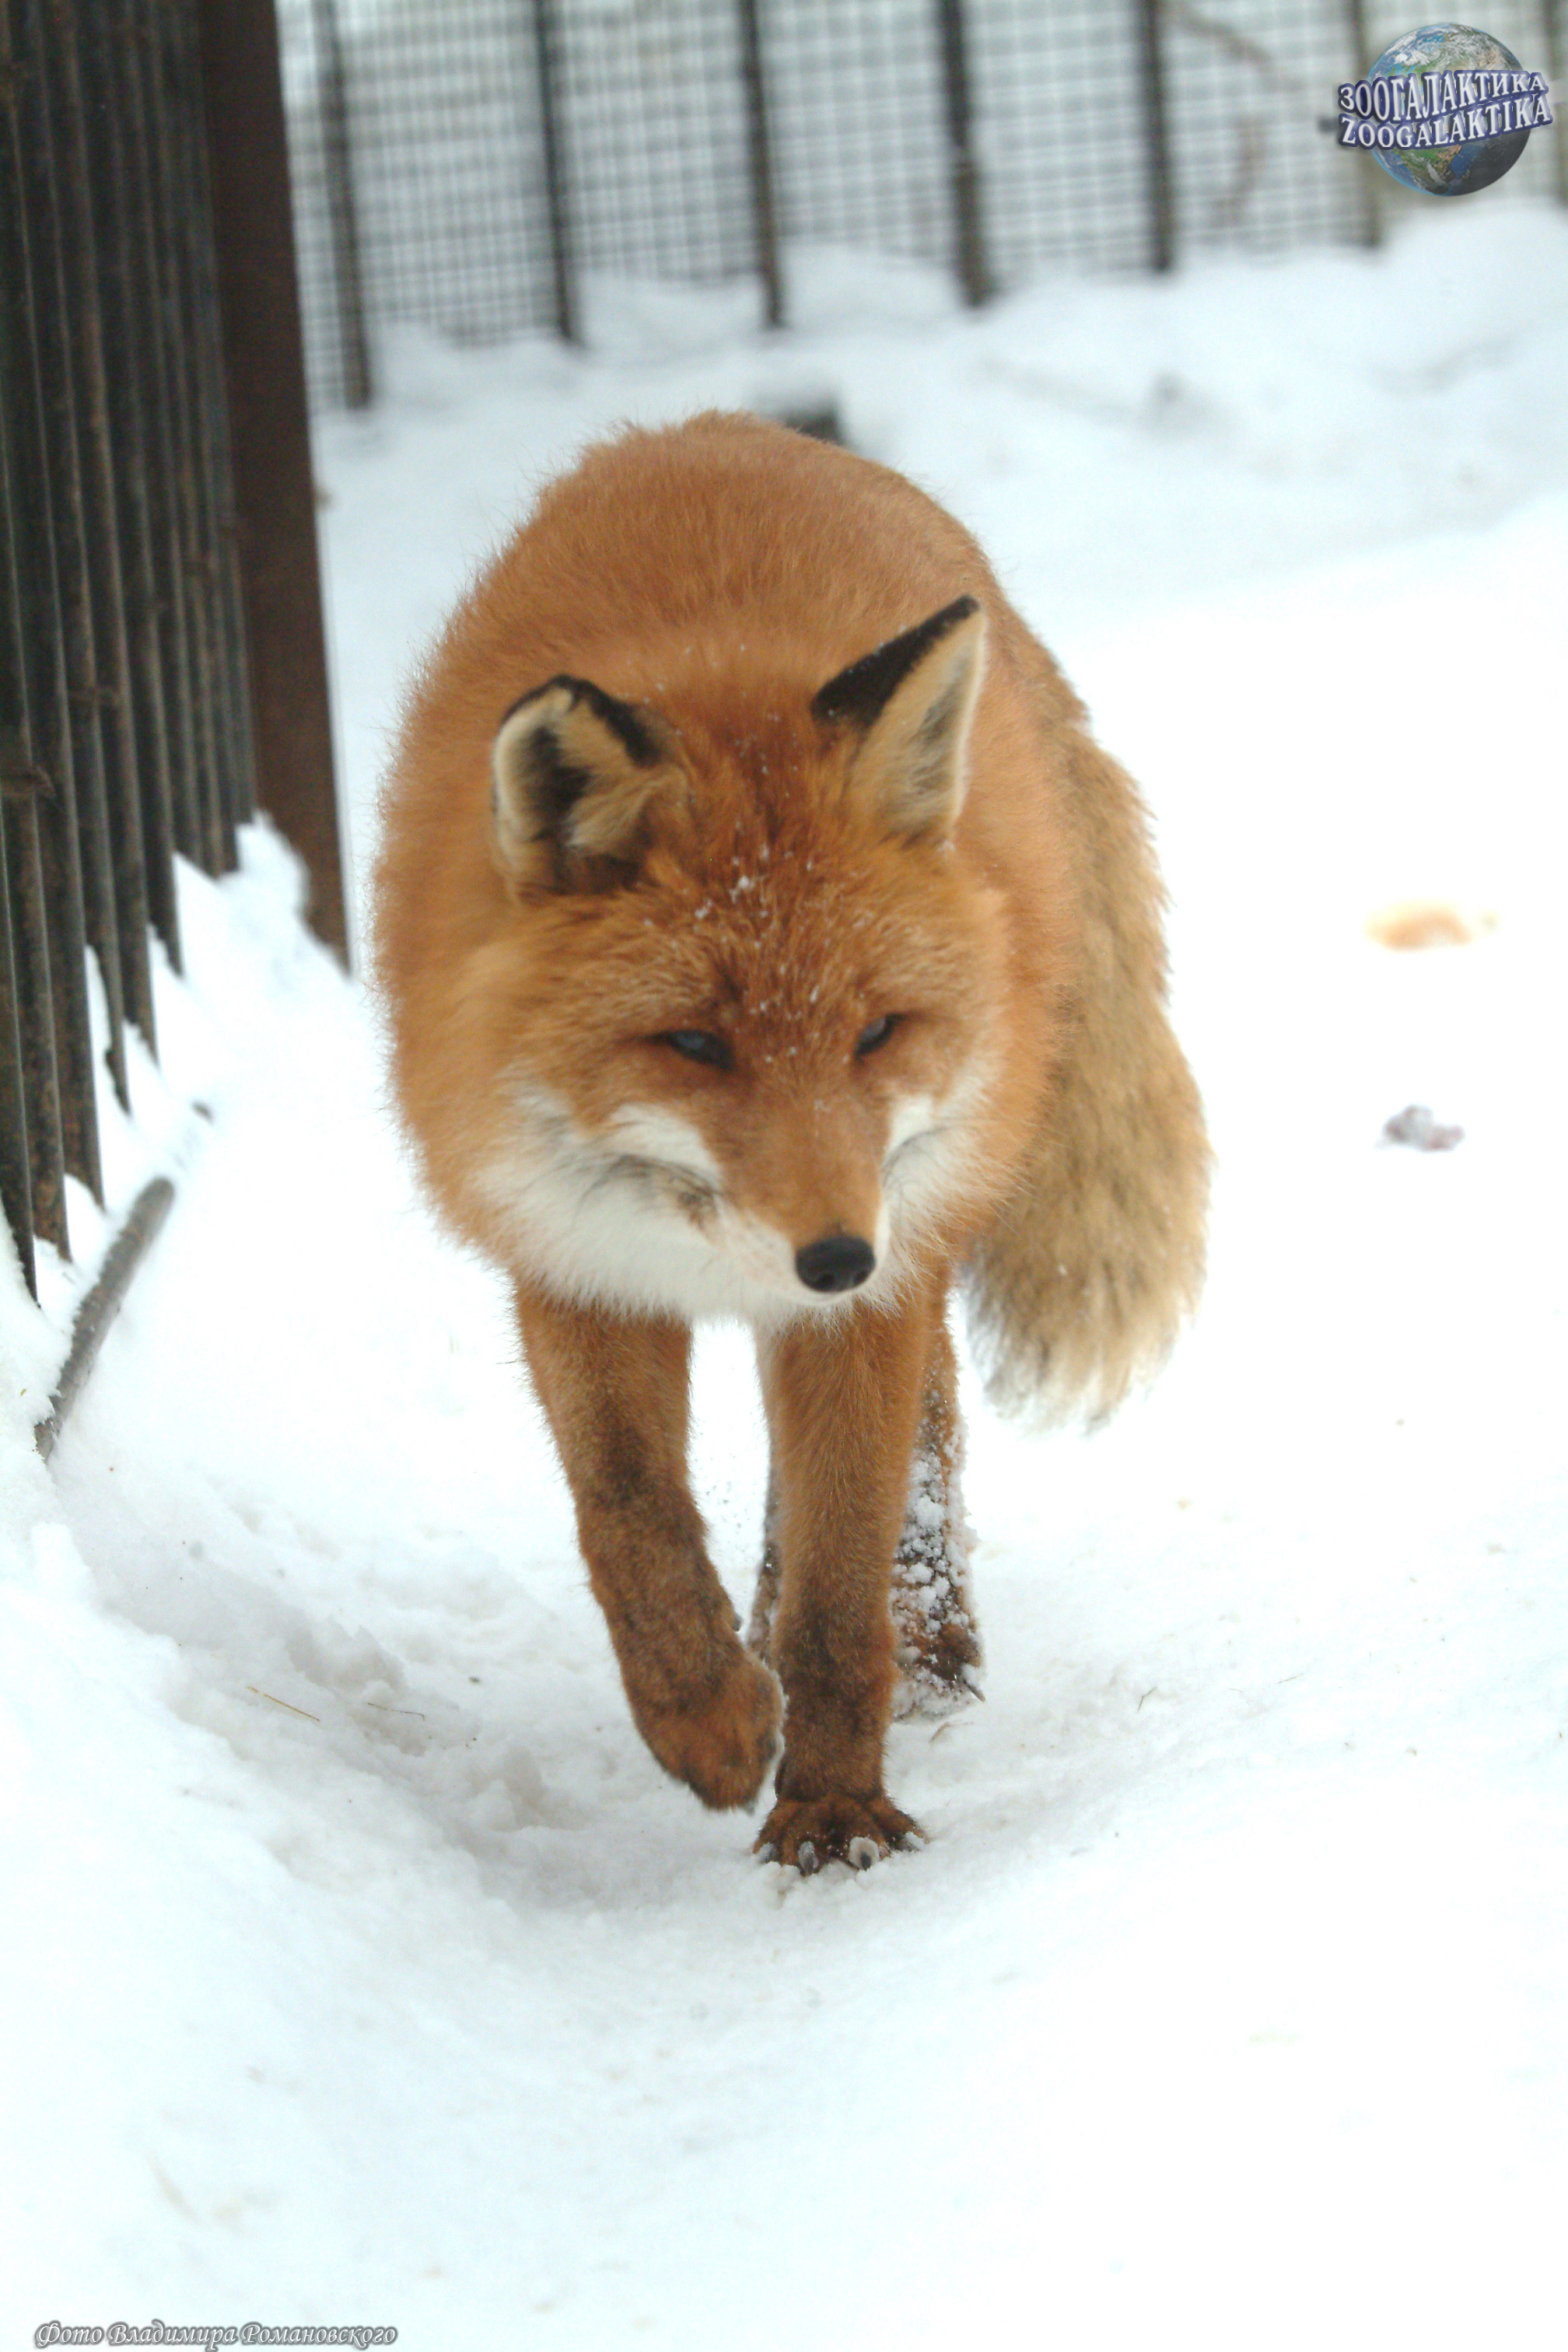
[82,1,184,975]
[175,0,256,859]
[1342,0,1381,246]
[0,814,33,1298]
[1,0,71,1258]
[147,2,225,880]
[311,0,373,408]
[935,0,989,305]
[737,0,784,327]
[25,0,128,1124]
[198,0,349,964]
[7,0,103,1218]
[3,0,337,1329]
[531,0,579,344]
[1135,0,1174,271]
[47,0,160,1061]
[1548,0,1568,207]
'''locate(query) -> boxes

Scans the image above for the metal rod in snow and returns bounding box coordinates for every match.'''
[33,1175,176,1461]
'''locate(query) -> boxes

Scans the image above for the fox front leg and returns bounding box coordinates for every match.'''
[513,1281,781,1810]
[752,1297,942,1870]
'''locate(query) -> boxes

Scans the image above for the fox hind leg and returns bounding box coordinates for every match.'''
[745,1472,781,1661]
[748,1319,980,1714]
[890,1314,982,1716]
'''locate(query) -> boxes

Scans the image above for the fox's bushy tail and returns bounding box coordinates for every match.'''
[964,660,1210,1424]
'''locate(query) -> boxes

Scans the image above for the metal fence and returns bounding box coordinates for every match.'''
[2,0,341,1318]
[283,0,1567,410]
[1,0,254,1302]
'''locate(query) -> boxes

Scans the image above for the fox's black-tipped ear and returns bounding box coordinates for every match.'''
[491,677,680,891]
[812,597,985,844]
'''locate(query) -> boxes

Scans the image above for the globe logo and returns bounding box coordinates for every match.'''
[1338,22,1555,196]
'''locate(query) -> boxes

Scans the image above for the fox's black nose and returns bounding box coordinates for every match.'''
[795,1234,876,1293]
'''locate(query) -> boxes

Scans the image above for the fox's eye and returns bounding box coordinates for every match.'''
[855,1014,900,1059]
[662,1028,733,1071]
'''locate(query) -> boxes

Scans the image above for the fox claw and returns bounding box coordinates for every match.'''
[753,1791,922,1871]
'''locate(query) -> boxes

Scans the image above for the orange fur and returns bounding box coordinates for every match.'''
[373,413,1209,1867]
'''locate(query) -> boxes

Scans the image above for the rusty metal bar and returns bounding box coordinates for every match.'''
[934,0,989,306]
[198,0,349,961]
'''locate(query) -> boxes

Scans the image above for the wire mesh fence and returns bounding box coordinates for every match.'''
[281,0,1566,409]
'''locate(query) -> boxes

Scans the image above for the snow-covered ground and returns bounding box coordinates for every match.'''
[5,200,1567,2347]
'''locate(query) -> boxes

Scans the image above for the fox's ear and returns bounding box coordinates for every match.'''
[491,677,679,891]
[812,596,985,844]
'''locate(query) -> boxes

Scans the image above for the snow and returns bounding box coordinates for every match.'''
[5,201,1567,2347]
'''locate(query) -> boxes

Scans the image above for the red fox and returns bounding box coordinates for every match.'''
[374,412,1209,1871]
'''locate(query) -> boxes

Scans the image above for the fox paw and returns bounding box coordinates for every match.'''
[754,1792,923,1873]
[639,1649,782,1811]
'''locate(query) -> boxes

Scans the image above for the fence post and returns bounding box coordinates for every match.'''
[5,0,104,1214]
[197,0,350,962]
[934,0,989,306]
[531,0,579,345]
[311,0,373,408]
[0,811,35,1295]
[1542,0,1567,206]
[737,0,784,327]
[1342,0,1382,245]
[47,0,160,1059]
[1134,0,1174,271]
[1,5,70,1261]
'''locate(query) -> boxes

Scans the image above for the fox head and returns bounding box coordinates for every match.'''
[467,597,1032,1322]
